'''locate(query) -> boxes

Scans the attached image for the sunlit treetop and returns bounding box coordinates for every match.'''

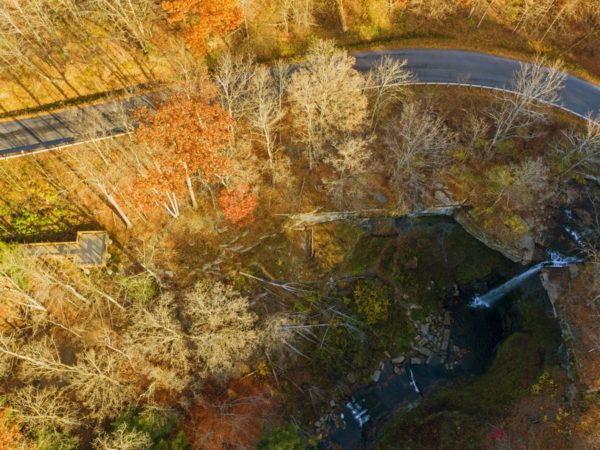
[161,0,243,54]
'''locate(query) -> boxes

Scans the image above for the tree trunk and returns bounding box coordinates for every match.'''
[97,182,133,229]
[184,163,198,209]
[284,205,465,229]
[540,0,581,42]
[336,0,348,32]
[469,0,481,18]
[477,0,494,28]
[163,191,180,218]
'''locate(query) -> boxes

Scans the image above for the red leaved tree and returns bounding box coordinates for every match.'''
[133,94,233,217]
[162,0,243,54]
[184,378,276,450]
[218,184,258,225]
[0,410,25,448]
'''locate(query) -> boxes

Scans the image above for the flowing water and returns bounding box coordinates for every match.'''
[319,216,575,449]
[470,251,584,309]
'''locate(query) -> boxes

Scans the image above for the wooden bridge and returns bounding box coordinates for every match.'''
[23,231,108,267]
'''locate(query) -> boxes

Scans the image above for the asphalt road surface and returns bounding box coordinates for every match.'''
[1,49,599,157]
[0,96,152,156]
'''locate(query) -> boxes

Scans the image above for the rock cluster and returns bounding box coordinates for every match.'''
[386,310,468,374]
[318,310,471,435]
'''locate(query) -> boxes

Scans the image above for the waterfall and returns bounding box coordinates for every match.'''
[408,367,421,395]
[470,251,583,309]
[346,399,370,428]
[564,226,587,247]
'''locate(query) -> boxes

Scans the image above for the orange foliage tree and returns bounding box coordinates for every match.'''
[162,0,243,54]
[218,184,258,225]
[0,410,25,448]
[184,378,276,450]
[133,94,233,216]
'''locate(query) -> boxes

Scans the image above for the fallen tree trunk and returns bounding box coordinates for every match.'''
[283,204,466,229]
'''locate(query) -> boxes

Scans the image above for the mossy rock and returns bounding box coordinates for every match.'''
[349,278,393,325]
[312,223,363,272]
[344,235,389,275]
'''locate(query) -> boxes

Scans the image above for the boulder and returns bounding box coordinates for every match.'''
[442,329,451,350]
[417,347,433,357]
[454,209,532,263]
[392,355,405,364]
[434,190,453,205]
[444,311,452,325]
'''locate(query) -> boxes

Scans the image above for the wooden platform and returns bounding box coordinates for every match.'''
[23,231,108,267]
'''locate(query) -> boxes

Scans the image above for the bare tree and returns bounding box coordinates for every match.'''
[488,56,566,149]
[324,136,373,208]
[87,0,159,52]
[247,65,286,180]
[404,0,459,20]
[557,115,600,180]
[0,23,31,71]
[0,0,84,98]
[0,245,108,332]
[540,0,584,42]
[273,60,290,111]
[288,40,368,169]
[384,102,454,208]
[93,424,152,450]
[462,110,491,149]
[61,108,148,229]
[7,386,81,431]
[488,158,549,209]
[167,43,212,99]
[278,0,314,32]
[0,332,131,422]
[214,52,255,123]
[68,349,133,421]
[0,335,77,380]
[124,292,192,397]
[512,0,557,34]
[364,56,414,129]
[475,0,495,28]
[0,251,48,313]
[183,280,263,382]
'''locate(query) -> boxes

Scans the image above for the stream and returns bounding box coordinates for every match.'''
[318,216,584,449]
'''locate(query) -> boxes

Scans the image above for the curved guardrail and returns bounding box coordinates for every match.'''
[407,81,593,122]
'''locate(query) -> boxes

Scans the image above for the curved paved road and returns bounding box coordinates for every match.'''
[356,49,600,119]
[1,49,599,157]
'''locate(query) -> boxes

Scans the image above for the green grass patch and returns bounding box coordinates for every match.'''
[118,273,158,304]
